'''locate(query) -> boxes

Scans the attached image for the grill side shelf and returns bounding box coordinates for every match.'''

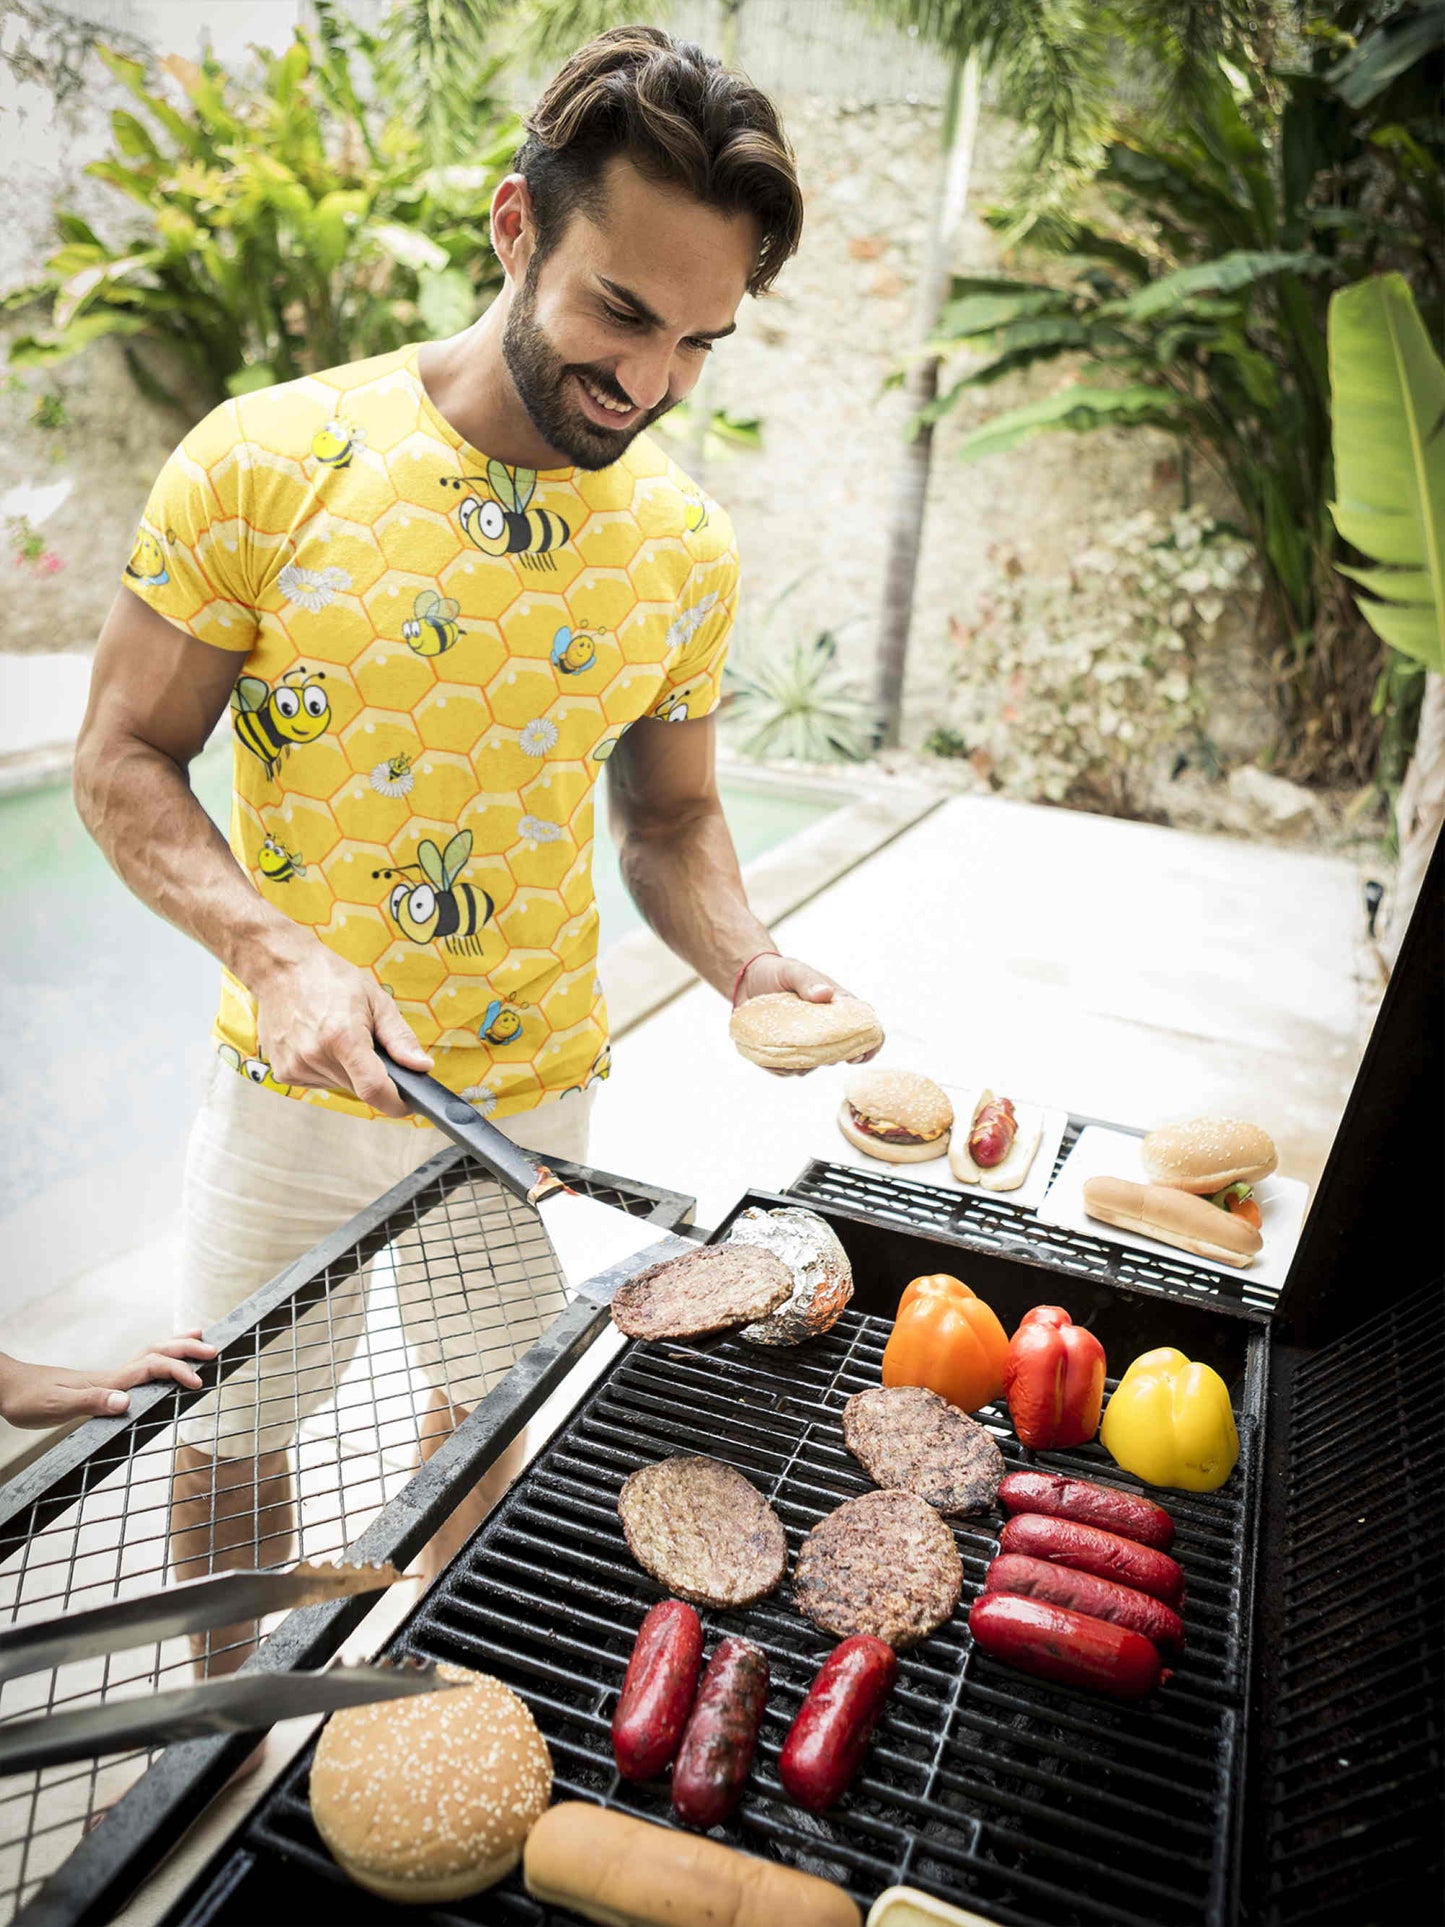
[156,1195,1266,1927]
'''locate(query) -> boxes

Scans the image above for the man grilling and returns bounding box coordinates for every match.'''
[75,28,879,1647]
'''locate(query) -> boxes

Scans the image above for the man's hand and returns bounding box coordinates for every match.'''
[253,936,433,1118]
[0,1335,219,1429]
[733,953,884,1076]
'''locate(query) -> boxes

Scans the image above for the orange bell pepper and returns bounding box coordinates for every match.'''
[881,1274,1009,1413]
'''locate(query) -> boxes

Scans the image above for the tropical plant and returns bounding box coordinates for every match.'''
[3,13,520,409]
[725,589,872,762]
[1328,270,1444,961]
[925,5,1443,786]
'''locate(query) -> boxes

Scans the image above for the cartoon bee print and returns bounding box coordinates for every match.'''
[125,527,168,588]
[258,834,306,884]
[592,724,625,764]
[232,667,329,778]
[312,418,364,469]
[478,997,527,1046]
[565,1042,611,1096]
[231,667,330,780]
[218,1043,292,1095]
[550,624,597,674]
[402,590,462,658]
[443,460,570,570]
[683,494,709,535]
[374,830,494,955]
[654,689,693,723]
[370,751,415,797]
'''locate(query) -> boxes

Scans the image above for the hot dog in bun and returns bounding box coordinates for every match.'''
[950,1090,1043,1192]
[839,1068,952,1164]
[1083,1177,1263,1268]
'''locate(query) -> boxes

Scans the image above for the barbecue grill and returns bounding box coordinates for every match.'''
[3,840,1440,1927]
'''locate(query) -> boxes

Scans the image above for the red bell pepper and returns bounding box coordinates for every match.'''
[1003,1306,1106,1449]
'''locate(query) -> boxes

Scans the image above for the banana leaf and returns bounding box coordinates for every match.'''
[954,383,1181,462]
[1329,273,1445,671]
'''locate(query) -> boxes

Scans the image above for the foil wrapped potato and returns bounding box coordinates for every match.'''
[726,1206,854,1346]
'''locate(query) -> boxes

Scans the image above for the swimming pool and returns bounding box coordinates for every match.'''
[0,752,838,1305]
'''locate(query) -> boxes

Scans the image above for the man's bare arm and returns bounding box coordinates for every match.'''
[73,589,431,1113]
[606,715,880,1065]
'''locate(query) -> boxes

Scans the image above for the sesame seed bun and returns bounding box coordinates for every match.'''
[839,1068,952,1163]
[729,992,883,1070]
[309,1664,552,1902]
[1141,1118,1278,1194]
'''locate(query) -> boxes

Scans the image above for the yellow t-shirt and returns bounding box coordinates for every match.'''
[125,342,737,1124]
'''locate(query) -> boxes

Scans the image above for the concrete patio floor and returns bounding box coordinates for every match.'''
[590,794,1377,1228]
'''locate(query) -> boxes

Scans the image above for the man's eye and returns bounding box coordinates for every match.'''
[604,305,642,328]
[684,338,714,355]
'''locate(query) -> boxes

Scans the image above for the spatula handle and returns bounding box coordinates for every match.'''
[376,1049,546,1203]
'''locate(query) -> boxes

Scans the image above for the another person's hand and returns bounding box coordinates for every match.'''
[733,953,885,1076]
[253,935,432,1117]
[0,1334,219,1429]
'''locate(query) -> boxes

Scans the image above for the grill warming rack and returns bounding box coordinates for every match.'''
[0,1151,690,1927]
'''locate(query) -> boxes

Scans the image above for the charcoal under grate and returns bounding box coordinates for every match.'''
[170,1297,1260,1927]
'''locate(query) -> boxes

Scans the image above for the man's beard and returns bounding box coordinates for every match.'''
[501,260,677,470]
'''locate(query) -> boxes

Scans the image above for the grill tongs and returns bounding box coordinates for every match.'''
[0,1560,456,1775]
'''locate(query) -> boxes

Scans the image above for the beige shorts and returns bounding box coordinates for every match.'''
[178,1064,593,1457]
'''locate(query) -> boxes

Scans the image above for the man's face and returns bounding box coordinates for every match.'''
[501,158,759,470]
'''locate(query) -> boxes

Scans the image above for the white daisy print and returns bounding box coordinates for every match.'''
[520,717,559,757]
[517,814,563,847]
[369,753,415,797]
[664,590,719,653]
[460,1085,498,1118]
[279,562,352,612]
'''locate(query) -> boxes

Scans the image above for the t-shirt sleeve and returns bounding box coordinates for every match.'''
[121,398,260,654]
[647,544,740,723]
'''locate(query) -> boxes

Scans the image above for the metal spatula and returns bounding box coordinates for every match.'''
[375,1051,687,1304]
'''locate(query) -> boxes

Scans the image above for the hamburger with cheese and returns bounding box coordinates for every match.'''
[838,1067,953,1164]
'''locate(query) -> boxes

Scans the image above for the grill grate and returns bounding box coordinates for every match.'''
[1262,1280,1444,1927]
[791,1130,1282,1318]
[0,1153,686,1927]
[167,1286,1262,1927]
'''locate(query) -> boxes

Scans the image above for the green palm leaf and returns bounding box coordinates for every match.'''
[1328,274,1445,672]
[954,383,1180,462]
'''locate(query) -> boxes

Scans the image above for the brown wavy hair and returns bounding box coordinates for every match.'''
[516,26,803,296]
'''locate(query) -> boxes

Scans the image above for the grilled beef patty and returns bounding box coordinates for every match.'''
[618,1456,788,1608]
[843,1386,1005,1516]
[793,1489,962,1648]
[611,1246,793,1341]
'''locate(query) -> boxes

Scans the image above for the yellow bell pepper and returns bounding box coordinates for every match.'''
[1100,1347,1239,1492]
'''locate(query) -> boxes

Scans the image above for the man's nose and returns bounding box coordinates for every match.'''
[616,347,677,413]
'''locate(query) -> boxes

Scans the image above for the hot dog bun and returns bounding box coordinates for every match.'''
[1083,1177,1262,1267]
[1141,1118,1277,1193]
[523,1802,862,1927]
[948,1089,1044,1192]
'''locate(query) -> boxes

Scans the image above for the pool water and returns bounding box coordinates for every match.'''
[0,753,836,1301]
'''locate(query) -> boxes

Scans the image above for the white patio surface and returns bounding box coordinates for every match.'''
[590,794,1375,1228]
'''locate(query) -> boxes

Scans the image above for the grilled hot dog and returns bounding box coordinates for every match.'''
[985,1553,1185,1657]
[671,1636,769,1830]
[612,1599,703,1782]
[999,1513,1185,1609]
[969,1592,1169,1701]
[997,1470,1175,1551]
[969,1097,1018,1169]
[779,1636,897,1812]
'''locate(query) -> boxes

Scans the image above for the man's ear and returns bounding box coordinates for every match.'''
[490,174,536,284]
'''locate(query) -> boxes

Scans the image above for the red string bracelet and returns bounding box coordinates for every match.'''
[731,949,780,1007]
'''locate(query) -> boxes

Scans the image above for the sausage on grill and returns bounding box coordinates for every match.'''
[997,1470,1175,1551]
[671,1636,769,1830]
[984,1553,1185,1657]
[999,1513,1186,1609]
[779,1636,898,1812]
[969,1592,1169,1701]
[612,1600,704,1782]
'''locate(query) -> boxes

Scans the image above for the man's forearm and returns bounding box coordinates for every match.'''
[616,801,773,997]
[75,733,311,988]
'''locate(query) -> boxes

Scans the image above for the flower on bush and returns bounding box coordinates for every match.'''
[939,507,1257,814]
